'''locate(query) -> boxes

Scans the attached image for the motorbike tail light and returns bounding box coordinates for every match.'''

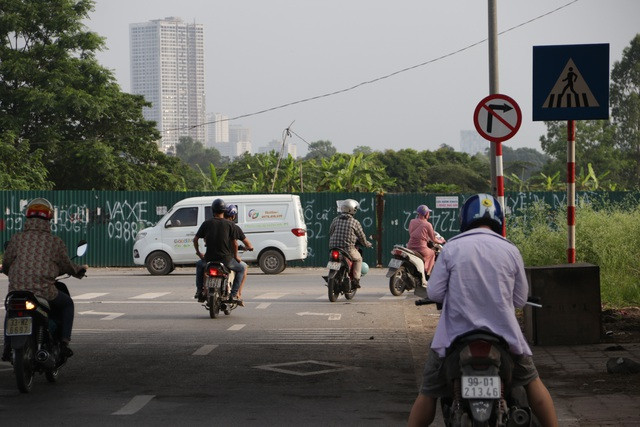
[330,250,341,261]
[9,300,35,311]
[468,340,492,358]
[207,266,223,277]
[291,228,306,237]
[391,248,406,257]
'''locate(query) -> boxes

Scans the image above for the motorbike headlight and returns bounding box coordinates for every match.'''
[135,231,147,242]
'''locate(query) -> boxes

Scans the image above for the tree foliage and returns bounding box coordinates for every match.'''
[0,0,191,190]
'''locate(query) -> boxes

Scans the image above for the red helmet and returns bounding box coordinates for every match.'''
[26,198,54,220]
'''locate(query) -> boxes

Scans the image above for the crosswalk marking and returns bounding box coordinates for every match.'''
[192,345,218,356]
[74,293,109,300]
[256,302,271,309]
[129,292,171,300]
[228,324,246,331]
[255,292,287,300]
[379,295,407,300]
[112,395,155,416]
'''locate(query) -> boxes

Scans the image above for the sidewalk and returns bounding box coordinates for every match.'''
[534,342,640,426]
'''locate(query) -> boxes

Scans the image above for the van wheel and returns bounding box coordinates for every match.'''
[259,250,285,274]
[146,251,173,275]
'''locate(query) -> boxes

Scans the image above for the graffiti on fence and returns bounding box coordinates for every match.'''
[105,200,152,242]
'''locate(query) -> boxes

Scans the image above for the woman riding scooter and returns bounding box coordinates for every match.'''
[407,205,446,279]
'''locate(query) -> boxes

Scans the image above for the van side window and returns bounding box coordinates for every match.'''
[204,206,212,221]
[166,207,198,227]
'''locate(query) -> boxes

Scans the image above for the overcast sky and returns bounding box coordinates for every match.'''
[84,0,639,155]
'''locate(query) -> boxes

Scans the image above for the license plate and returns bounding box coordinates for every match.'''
[326,261,341,270]
[461,376,501,399]
[388,258,402,269]
[5,317,33,336]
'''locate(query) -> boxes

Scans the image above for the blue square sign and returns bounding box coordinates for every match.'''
[533,44,609,121]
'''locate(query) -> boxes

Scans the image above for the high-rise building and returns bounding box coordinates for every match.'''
[258,139,298,158]
[130,17,206,152]
[206,113,229,147]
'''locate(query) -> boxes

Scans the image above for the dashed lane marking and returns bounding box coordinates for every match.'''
[129,292,171,299]
[192,345,218,356]
[112,395,155,415]
[228,324,246,331]
[74,293,109,300]
[256,303,271,309]
[254,292,287,300]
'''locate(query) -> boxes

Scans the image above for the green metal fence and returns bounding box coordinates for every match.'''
[1,191,637,269]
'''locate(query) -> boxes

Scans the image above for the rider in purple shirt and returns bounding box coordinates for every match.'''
[408,194,558,427]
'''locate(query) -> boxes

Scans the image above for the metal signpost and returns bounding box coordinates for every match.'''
[473,93,522,237]
[533,43,609,263]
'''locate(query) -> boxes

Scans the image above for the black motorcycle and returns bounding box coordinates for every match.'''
[416,297,540,426]
[202,261,237,318]
[3,241,87,393]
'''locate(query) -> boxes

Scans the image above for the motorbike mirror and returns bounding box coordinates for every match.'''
[76,240,88,257]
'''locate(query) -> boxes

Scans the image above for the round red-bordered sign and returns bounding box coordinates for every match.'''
[473,94,522,143]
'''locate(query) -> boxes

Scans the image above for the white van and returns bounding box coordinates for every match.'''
[133,194,307,275]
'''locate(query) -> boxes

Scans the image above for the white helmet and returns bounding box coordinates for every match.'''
[339,199,359,215]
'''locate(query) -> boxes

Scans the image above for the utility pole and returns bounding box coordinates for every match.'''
[488,0,499,197]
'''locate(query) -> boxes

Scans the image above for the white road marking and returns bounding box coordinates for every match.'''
[192,345,218,356]
[256,302,271,309]
[228,324,246,331]
[129,292,171,299]
[112,395,155,415]
[296,311,341,320]
[255,360,355,376]
[255,292,287,300]
[316,294,327,300]
[380,295,407,300]
[78,310,125,320]
[74,293,109,300]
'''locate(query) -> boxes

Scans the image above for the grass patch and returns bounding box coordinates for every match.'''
[508,200,640,307]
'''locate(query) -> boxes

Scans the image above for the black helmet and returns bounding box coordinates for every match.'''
[211,198,227,214]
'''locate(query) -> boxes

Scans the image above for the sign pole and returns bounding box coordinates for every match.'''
[567,120,576,263]
[495,141,506,236]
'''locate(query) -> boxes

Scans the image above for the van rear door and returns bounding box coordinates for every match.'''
[160,205,199,263]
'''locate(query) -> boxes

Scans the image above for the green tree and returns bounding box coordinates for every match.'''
[304,140,337,160]
[611,34,640,188]
[0,0,187,190]
[175,137,224,171]
[0,132,51,189]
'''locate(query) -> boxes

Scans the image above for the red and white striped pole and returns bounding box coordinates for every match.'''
[495,141,506,237]
[567,120,576,263]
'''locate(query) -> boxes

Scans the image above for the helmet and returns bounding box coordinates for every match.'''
[459,193,504,234]
[225,204,238,217]
[26,198,54,220]
[416,205,432,216]
[360,262,369,276]
[211,198,227,214]
[339,199,359,215]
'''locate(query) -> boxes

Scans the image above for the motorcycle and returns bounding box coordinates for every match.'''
[415,297,541,426]
[202,261,237,318]
[3,240,88,393]
[322,245,369,302]
[386,235,443,297]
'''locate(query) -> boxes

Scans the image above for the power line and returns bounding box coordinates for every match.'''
[162,0,580,134]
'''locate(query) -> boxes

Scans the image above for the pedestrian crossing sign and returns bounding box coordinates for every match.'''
[533,44,609,121]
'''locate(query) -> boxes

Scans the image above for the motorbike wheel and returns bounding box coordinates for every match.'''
[14,340,35,393]
[344,286,357,300]
[45,368,60,383]
[389,267,406,296]
[327,276,339,302]
[209,291,220,319]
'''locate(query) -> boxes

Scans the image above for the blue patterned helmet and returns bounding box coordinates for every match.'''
[459,194,503,234]
[225,204,238,218]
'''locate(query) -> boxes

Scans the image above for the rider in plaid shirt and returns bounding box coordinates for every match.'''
[328,199,372,288]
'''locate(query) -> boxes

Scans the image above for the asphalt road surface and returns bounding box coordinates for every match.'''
[1,267,440,426]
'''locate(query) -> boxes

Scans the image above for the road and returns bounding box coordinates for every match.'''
[1,267,440,426]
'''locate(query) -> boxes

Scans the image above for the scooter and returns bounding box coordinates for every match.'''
[322,245,368,302]
[386,237,443,297]
[416,297,541,426]
[3,241,87,393]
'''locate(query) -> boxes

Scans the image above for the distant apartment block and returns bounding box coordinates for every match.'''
[460,130,487,156]
[130,17,206,152]
[206,113,229,147]
[258,139,298,159]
